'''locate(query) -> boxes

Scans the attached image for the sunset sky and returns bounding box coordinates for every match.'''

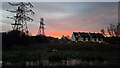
[1,2,118,38]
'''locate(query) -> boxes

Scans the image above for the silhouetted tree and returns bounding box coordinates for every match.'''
[115,23,120,37]
[107,23,120,37]
[100,29,106,37]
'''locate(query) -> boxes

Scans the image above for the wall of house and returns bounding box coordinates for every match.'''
[78,37,83,41]
[71,34,76,41]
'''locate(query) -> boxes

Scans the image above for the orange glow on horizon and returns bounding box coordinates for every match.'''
[41,29,71,38]
[30,27,110,38]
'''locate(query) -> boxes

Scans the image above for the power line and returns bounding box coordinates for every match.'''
[7,2,35,35]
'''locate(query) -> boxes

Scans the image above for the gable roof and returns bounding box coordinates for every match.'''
[73,32,79,37]
[61,35,70,41]
[73,32,79,40]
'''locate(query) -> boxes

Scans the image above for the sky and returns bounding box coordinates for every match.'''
[1,2,118,38]
[1,0,120,2]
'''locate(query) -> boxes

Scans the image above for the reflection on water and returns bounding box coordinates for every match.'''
[3,59,110,67]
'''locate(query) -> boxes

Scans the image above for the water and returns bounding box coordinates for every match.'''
[2,59,109,67]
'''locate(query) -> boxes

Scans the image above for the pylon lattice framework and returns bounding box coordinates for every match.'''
[7,2,35,35]
[37,18,45,36]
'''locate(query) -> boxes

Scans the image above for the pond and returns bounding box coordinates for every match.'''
[3,59,110,67]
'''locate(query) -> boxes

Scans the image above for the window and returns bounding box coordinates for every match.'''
[86,38,88,41]
[81,37,83,41]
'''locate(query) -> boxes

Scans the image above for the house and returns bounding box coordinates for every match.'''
[89,33,104,42]
[71,32,104,42]
[61,35,70,41]
[71,32,79,42]
[78,32,90,42]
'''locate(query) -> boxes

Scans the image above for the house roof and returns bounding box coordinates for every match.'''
[73,32,79,40]
[61,35,70,41]
[79,32,90,38]
[89,33,104,38]
[72,32,104,38]
[73,32,79,37]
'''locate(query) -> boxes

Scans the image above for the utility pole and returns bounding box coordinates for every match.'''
[37,17,45,36]
[7,2,35,35]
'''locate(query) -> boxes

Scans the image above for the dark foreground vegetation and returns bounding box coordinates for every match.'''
[2,30,120,68]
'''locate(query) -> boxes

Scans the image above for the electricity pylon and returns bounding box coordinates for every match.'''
[7,2,35,35]
[37,17,45,36]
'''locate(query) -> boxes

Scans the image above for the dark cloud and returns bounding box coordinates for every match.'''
[1,2,118,37]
